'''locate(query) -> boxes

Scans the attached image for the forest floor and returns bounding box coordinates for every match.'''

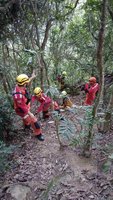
[0,95,113,200]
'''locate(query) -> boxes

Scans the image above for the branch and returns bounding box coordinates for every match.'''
[56,0,79,19]
[108,5,113,21]
[41,18,53,50]
[63,0,79,18]
[29,0,40,47]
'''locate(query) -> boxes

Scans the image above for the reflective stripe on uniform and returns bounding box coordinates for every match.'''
[23,114,29,119]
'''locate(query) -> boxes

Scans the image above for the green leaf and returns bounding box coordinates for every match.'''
[108,154,113,159]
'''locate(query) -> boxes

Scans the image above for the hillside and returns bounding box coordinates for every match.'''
[0,96,113,200]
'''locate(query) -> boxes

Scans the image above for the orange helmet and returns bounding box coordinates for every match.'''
[89,77,96,83]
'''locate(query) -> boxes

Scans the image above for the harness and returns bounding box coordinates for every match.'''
[13,91,31,105]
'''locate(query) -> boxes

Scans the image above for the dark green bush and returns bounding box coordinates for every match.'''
[0,96,13,140]
[0,141,15,174]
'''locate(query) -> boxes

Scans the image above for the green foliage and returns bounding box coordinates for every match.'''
[85,0,102,11]
[0,96,13,140]
[109,0,113,7]
[58,117,77,141]
[45,86,60,101]
[52,110,77,146]
[68,106,95,148]
[0,141,14,173]
[52,106,95,147]
[109,153,113,159]
[0,0,112,84]
[102,161,111,173]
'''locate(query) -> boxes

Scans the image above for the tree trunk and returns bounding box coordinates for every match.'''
[83,0,107,157]
[29,0,53,89]
[0,73,13,106]
[103,85,113,132]
[1,45,13,105]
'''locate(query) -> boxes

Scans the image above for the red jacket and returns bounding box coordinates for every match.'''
[32,93,52,113]
[13,85,30,117]
[84,83,99,105]
[32,93,59,112]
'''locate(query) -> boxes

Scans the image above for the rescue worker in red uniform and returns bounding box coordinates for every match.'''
[59,91,73,109]
[32,87,60,119]
[13,74,44,141]
[82,77,99,105]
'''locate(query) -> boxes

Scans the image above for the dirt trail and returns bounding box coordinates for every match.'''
[1,96,113,199]
[65,150,96,179]
[1,115,99,200]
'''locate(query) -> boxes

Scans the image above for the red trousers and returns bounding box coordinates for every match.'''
[22,114,41,135]
[43,101,59,112]
[15,110,42,136]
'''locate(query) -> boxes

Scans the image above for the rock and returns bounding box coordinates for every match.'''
[14,174,20,179]
[89,195,95,199]
[56,189,63,195]
[7,184,31,200]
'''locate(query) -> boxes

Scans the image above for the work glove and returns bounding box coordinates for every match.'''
[34,111,38,116]
[84,88,89,93]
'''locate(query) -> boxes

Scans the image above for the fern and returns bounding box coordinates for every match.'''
[52,105,98,149]
[45,86,60,101]
[59,118,77,140]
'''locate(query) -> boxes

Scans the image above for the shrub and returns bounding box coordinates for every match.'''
[0,141,15,173]
[0,96,13,140]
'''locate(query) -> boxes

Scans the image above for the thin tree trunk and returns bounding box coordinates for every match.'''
[0,73,13,106]
[83,0,107,156]
[41,55,50,87]
[103,85,113,132]
[12,42,19,74]
[1,45,13,105]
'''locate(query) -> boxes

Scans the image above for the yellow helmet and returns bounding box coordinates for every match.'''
[62,71,67,76]
[16,74,29,86]
[61,90,67,96]
[34,87,42,96]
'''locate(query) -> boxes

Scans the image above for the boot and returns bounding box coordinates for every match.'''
[24,124,31,134]
[36,134,44,141]
[24,124,31,130]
